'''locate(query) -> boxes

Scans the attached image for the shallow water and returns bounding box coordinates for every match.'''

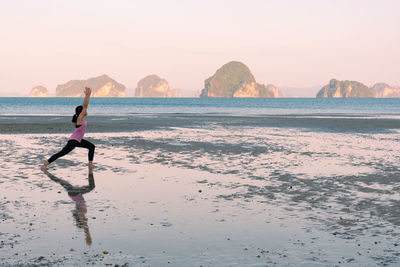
[1,115,400,266]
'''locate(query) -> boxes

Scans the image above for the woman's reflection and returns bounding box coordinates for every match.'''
[42,168,95,245]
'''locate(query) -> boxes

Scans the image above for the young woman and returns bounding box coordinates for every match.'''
[41,87,95,169]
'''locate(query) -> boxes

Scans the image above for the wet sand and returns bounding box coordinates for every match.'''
[1,115,400,266]
[1,114,400,134]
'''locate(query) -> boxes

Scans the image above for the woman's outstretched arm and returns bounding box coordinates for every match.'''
[77,87,91,125]
[82,87,91,109]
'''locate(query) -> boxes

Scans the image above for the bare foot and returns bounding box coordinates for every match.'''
[41,161,49,169]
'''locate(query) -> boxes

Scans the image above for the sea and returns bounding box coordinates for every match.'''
[0,97,399,116]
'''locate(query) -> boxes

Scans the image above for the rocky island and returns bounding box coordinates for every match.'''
[28,86,49,97]
[316,79,374,98]
[370,83,400,98]
[135,75,180,97]
[200,61,284,98]
[56,75,126,97]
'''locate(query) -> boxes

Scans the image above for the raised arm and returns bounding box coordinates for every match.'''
[82,87,91,109]
[77,87,91,124]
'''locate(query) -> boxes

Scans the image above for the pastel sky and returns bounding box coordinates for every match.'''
[1,0,399,96]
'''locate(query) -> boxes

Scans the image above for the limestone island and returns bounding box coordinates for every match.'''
[28,86,49,97]
[316,79,374,98]
[200,61,284,98]
[370,83,400,98]
[56,74,126,97]
[135,75,181,97]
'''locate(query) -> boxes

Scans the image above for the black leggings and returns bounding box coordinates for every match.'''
[48,139,95,164]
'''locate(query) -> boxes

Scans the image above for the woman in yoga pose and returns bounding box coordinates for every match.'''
[42,87,95,169]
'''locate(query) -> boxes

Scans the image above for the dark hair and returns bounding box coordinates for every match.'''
[72,105,83,123]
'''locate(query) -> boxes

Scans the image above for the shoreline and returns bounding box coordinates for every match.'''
[1,114,400,134]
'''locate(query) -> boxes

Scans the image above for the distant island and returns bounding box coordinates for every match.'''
[28,86,49,97]
[316,79,374,98]
[24,72,400,99]
[56,75,126,97]
[135,75,181,97]
[370,83,400,98]
[200,61,285,98]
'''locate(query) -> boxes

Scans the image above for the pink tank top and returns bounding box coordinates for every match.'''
[69,120,87,143]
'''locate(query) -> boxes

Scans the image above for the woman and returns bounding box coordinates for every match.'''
[42,87,95,169]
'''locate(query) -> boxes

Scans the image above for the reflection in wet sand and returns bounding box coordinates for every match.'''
[43,169,95,246]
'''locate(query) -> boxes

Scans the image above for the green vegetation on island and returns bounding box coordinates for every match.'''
[316,79,374,98]
[200,61,284,98]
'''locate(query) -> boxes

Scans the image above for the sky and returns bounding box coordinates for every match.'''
[0,0,399,96]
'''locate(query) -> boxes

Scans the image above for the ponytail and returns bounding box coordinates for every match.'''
[72,114,78,123]
[72,105,83,124]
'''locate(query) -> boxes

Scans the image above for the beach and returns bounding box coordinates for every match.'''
[1,113,400,266]
[2,0,400,264]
